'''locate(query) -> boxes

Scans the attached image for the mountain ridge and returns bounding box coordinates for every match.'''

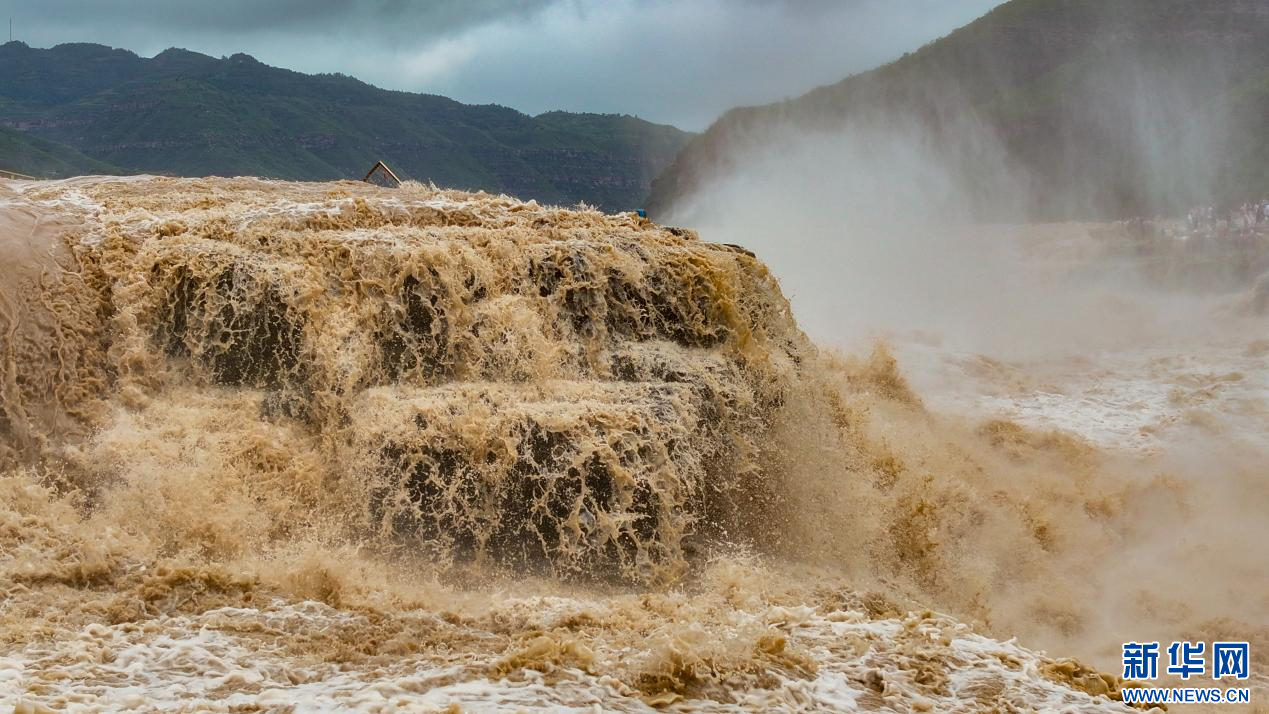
[0,41,693,211]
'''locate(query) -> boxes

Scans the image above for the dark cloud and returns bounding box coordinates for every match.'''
[8,1,548,37]
[2,0,1002,129]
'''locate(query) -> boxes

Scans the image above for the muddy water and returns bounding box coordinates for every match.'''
[1,176,1263,712]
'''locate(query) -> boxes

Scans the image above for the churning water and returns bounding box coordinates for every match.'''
[1,176,1264,712]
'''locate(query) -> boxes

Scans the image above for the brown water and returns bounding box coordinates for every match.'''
[1,176,1264,712]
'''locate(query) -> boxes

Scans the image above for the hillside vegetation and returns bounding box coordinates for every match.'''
[0,124,120,177]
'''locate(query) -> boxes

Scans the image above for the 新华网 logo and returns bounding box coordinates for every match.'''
[1122,640,1249,681]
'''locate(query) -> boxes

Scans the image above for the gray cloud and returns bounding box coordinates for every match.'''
[2,0,1002,130]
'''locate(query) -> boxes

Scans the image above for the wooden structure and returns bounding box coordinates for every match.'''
[362,161,402,188]
[0,168,36,180]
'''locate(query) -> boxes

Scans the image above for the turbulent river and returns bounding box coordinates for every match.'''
[0,176,1264,712]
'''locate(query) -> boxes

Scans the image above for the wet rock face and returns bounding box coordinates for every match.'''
[10,176,810,582]
[160,265,304,389]
[351,383,711,582]
[379,272,452,381]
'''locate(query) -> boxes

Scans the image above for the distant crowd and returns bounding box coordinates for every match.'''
[1098,199,1269,292]
[1186,200,1269,232]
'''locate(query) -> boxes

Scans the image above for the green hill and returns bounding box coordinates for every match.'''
[647,0,1269,220]
[0,42,692,210]
[0,123,121,178]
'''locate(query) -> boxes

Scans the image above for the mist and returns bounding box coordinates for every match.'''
[667,118,1205,358]
[668,111,1030,353]
[667,31,1259,357]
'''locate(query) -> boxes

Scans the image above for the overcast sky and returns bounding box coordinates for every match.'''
[3,0,1003,130]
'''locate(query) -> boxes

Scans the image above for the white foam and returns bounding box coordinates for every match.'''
[1,598,1135,712]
